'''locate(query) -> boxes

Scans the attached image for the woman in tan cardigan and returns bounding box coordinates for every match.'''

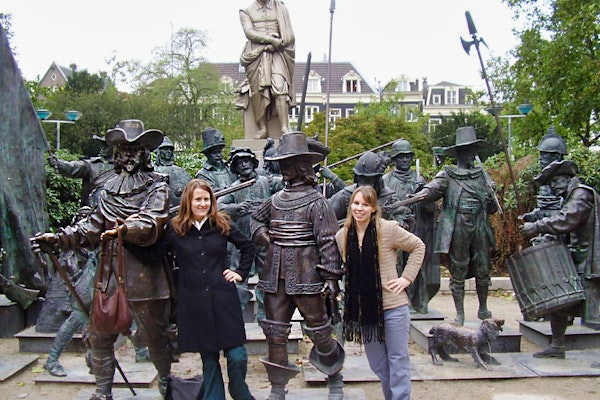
[336,186,425,400]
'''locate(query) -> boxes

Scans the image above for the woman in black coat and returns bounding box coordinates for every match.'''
[144,179,256,400]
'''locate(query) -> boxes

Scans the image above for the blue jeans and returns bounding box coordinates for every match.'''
[364,305,411,400]
[201,345,252,400]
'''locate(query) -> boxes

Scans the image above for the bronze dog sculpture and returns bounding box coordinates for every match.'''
[428,318,505,370]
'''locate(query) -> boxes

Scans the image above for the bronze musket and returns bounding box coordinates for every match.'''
[325,140,396,169]
[169,177,257,215]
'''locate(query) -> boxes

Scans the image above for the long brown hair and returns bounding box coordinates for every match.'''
[343,185,382,231]
[171,179,231,237]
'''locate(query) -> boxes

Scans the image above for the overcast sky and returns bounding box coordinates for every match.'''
[2,0,520,92]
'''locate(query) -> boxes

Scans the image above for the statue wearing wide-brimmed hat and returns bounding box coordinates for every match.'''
[413,126,499,325]
[32,119,173,399]
[194,127,234,191]
[250,131,345,399]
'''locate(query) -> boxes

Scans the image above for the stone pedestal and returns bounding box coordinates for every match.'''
[519,317,600,349]
[0,294,25,338]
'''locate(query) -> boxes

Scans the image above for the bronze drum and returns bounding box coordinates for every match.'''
[506,241,585,320]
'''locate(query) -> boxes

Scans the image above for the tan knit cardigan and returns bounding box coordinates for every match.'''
[336,218,425,310]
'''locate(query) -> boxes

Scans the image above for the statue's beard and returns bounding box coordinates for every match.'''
[123,161,141,174]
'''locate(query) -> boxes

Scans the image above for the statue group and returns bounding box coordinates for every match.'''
[13,3,600,400]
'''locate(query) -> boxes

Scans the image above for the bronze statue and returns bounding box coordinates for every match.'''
[218,147,272,321]
[429,318,505,370]
[155,136,192,207]
[520,160,600,365]
[250,131,345,400]
[519,127,568,227]
[194,127,234,191]
[36,207,94,334]
[42,206,96,377]
[383,139,440,314]
[239,0,296,139]
[413,127,499,325]
[328,151,411,227]
[261,138,284,193]
[32,120,173,400]
[49,134,114,207]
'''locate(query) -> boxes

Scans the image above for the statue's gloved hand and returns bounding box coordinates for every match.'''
[101,219,127,241]
[518,212,535,223]
[320,166,336,180]
[30,232,58,253]
[255,232,271,247]
[519,222,538,238]
[322,278,341,299]
[48,155,58,169]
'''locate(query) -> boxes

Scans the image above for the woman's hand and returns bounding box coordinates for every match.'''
[387,276,411,295]
[223,269,242,283]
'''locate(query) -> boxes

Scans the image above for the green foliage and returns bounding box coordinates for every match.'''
[45,150,82,230]
[568,147,600,191]
[318,100,430,182]
[66,69,106,94]
[174,148,207,178]
[493,0,600,147]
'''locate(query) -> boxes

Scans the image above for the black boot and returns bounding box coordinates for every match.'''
[533,315,567,359]
[476,281,493,320]
[326,372,344,400]
[450,278,465,325]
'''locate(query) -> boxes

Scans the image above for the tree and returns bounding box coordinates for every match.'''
[66,69,106,94]
[496,0,600,147]
[313,98,431,182]
[111,27,242,148]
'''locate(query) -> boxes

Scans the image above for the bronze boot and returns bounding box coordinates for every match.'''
[450,278,465,325]
[476,281,493,320]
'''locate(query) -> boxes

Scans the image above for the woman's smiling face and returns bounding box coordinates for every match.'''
[351,191,375,225]
[191,187,211,220]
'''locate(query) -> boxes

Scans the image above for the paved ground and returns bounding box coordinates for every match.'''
[1,290,600,399]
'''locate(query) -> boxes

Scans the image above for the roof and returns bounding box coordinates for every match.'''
[213,61,377,95]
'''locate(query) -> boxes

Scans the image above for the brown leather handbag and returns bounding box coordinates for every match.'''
[90,227,133,335]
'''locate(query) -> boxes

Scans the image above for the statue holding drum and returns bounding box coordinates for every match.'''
[517,160,600,366]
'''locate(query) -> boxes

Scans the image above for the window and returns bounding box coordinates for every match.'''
[306,71,322,93]
[342,70,361,93]
[396,80,409,92]
[428,118,442,133]
[345,79,358,93]
[289,106,299,123]
[432,94,441,105]
[405,106,418,122]
[329,108,341,129]
[346,108,356,117]
[305,106,319,122]
[446,89,458,105]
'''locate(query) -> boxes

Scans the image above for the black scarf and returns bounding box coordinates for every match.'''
[343,221,385,344]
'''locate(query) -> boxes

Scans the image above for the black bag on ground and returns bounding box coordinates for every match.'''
[165,374,204,400]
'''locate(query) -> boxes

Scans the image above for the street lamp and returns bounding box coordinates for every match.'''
[36,109,82,150]
[490,103,532,158]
